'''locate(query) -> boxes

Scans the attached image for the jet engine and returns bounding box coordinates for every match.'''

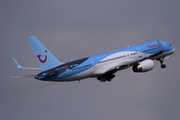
[132,59,155,72]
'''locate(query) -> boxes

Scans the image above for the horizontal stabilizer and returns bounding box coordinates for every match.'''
[12,57,41,70]
[12,57,23,69]
[10,75,35,79]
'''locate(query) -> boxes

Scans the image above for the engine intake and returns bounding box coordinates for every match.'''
[132,59,155,72]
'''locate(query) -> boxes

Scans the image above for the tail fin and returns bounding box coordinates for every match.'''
[27,36,63,71]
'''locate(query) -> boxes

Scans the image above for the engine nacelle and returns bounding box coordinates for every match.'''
[132,59,155,72]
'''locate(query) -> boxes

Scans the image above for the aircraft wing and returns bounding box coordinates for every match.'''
[94,59,136,75]
[104,59,137,73]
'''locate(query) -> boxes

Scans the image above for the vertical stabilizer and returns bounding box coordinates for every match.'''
[28,36,63,71]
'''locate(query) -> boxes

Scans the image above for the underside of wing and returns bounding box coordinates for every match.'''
[104,59,137,74]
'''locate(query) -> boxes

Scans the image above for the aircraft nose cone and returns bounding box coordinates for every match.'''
[35,76,38,79]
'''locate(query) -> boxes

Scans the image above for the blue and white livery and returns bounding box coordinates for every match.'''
[12,36,175,82]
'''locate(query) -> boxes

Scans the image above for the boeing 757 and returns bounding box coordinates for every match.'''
[12,36,175,82]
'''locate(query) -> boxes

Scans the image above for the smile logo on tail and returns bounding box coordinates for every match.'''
[37,50,47,63]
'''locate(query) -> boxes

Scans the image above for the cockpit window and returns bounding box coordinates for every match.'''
[169,44,172,46]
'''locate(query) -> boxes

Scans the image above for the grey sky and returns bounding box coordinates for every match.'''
[1,0,180,120]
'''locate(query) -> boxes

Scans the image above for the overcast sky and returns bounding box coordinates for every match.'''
[1,0,180,120]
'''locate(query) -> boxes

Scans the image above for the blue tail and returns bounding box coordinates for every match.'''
[27,36,63,71]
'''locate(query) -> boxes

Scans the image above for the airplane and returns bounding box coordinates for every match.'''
[12,36,175,82]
